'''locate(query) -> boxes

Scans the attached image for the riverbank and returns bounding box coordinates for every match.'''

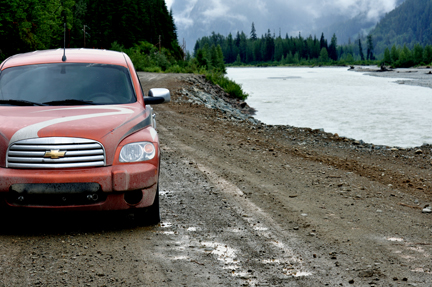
[140,72,432,199]
[352,66,432,90]
[227,66,432,148]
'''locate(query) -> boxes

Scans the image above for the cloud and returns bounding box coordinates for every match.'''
[170,0,402,50]
[201,0,229,20]
[165,0,174,10]
[171,0,198,29]
[332,0,398,21]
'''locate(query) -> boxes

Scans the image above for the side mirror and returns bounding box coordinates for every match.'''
[144,88,171,105]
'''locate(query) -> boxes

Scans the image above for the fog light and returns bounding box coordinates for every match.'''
[124,190,143,205]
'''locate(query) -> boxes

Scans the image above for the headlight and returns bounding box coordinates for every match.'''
[119,142,156,162]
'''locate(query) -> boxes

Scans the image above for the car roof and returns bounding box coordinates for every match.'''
[1,49,129,70]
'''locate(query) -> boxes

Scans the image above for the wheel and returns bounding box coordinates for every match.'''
[134,185,160,226]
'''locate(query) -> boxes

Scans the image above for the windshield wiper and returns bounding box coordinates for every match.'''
[43,99,97,106]
[0,99,47,106]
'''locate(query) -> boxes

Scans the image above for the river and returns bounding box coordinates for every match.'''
[227,67,432,148]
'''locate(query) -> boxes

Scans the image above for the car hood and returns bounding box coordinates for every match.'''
[0,104,154,165]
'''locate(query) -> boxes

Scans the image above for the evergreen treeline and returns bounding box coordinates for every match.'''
[382,44,432,68]
[370,0,432,54]
[0,0,182,60]
[194,24,378,66]
[195,22,432,68]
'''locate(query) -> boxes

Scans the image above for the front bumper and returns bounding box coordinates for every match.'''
[0,164,158,210]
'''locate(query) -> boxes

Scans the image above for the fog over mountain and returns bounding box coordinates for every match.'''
[165,0,405,50]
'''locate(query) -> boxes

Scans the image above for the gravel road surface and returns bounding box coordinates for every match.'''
[0,71,430,286]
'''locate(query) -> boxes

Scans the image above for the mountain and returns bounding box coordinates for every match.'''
[311,0,407,45]
[311,14,377,45]
[369,0,432,52]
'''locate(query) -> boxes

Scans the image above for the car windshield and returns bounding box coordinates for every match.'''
[0,63,136,105]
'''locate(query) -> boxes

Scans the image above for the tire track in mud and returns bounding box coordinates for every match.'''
[157,124,350,286]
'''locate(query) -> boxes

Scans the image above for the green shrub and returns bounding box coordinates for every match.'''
[112,41,248,101]
[166,65,182,73]
[205,72,248,100]
[142,66,162,73]
[110,41,125,52]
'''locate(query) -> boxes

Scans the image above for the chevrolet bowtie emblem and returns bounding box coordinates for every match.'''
[44,150,66,159]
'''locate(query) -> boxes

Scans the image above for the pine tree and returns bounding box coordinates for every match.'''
[239,32,247,62]
[358,39,365,61]
[319,47,329,62]
[366,35,375,60]
[274,38,284,61]
[390,44,399,63]
[328,34,338,61]
[250,22,257,41]
[226,33,235,63]
[320,33,328,50]
[216,45,226,73]
[424,45,432,64]
[286,51,294,64]
[196,44,211,69]
[263,29,275,61]
[413,44,424,64]
[397,44,414,67]
[235,31,241,47]
[234,54,241,65]
[383,48,391,64]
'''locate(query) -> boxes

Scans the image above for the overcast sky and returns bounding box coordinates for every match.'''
[165,0,403,50]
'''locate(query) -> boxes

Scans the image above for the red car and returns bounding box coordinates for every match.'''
[0,49,170,225]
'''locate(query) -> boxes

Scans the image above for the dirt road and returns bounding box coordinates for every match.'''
[0,72,430,286]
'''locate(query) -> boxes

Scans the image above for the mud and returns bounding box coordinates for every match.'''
[0,71,430,286]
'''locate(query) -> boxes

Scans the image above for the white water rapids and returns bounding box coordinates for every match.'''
[227,67,432,148]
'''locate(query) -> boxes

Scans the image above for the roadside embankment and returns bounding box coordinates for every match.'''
[139,72,432,202]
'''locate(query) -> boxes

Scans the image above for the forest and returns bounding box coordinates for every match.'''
[194,26,377,66]
[194,22,432,68]
[0,0,181,60]
[370,0,432,53]
[0,0,247,99]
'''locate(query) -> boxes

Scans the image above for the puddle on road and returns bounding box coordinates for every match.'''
[411,267,432,274]
[159,190,170,196]
[253,226,269,231]
[160,231,175,235]
[387,237,404,242]
[202,241,238,268]
[159,221,175,235]
[293,271,313,277]
[196,163,313,279]
[159,149,314,283]
[383,236,431,268]
[160,222,172,228]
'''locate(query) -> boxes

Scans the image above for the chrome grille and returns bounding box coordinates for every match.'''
[7,137,106,169]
